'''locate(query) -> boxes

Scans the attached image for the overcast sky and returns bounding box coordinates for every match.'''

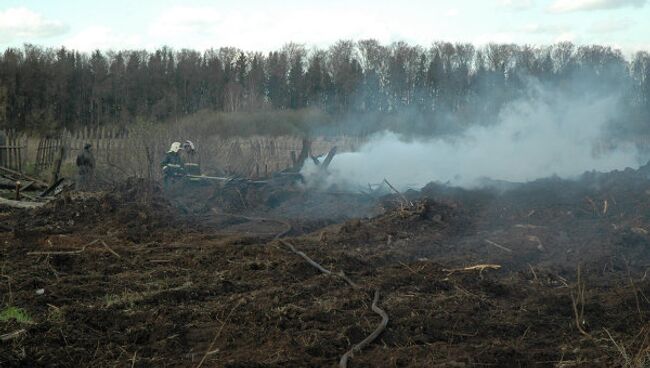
[0,0,649,56]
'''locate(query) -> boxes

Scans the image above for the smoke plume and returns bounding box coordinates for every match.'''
[303,78,642,190]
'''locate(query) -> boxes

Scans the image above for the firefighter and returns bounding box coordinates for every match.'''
[161,142,184,185]
[75,143,95,190]
[181,140,201,175]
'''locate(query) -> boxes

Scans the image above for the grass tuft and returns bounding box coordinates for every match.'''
[0,307,33,324]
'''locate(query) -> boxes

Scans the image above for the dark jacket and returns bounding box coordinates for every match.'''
[161,152,182,167]
[76,148,95,175]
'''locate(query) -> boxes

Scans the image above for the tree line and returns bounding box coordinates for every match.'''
[0,40,648,133]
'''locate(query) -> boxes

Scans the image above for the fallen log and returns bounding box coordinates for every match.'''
[0,196,46,209]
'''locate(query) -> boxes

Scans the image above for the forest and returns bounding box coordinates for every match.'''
[0,40,648,134]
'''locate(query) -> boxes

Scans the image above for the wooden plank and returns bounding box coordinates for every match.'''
[10,136,15,170]
[0,196,46,209]
[0,166,48,187]
[18,142,22,173]
[49,146,65,186]
[40,177,65,197]
[35,138,43,169]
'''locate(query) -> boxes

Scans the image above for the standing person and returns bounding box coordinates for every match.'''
[181,140,201,175]
[161,142,184,185]
[76,143,95,190]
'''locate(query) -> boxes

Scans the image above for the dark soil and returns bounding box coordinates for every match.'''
[1,169,650,367]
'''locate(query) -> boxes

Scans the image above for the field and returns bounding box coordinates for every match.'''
[1,163,650,367]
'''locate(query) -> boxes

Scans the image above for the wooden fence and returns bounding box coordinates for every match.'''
[0,130,26,172]
[35,136,64,171]
[5,126,361,181]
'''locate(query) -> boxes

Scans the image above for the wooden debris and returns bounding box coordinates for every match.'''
[40,177,65,197]
[279,239,388,367]
[631,227,648,235]
[528,264,538,282]
[49,146,65,186]
[0,329,26,341]
[321,146,337,170]
[288,138,311,172]
[339,290,389,368]
[280,239,360,289]
[443,264,502,273]
[0,165,48,187]
[0,196,46,209]
[27,239,99,256]
[514,224,544,229]
[196,300,242,368]
[212,209,292,239]
[100,240,121,258]
[484,239,512,253]
[383,178,413,207]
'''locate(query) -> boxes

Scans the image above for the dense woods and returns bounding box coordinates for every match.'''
[0,40,648,133]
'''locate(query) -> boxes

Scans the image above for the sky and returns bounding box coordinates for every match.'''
[0,0,649,56]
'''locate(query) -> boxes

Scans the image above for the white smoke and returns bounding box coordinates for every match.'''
[303,78,642,190]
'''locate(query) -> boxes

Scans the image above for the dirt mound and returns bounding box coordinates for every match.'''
[3,167,650,367]
[13,178,183,243]
[331,198,466,247]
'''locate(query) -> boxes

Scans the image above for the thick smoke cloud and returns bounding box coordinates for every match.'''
[303,78,642,190]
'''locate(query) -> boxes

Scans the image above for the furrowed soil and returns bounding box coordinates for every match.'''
[1,169,650,368]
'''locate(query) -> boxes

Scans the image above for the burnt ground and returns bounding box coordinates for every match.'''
[1,169,650,368]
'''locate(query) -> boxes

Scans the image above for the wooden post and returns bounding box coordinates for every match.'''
[36,138,43,170]
[13,137,18,171]
[50,146,65,186]
[17,140,22,173]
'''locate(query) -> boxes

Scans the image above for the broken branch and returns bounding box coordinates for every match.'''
[0,329,26,341]
[339,290,389,368]
[100,240,121,258]
[484,239,512,253]
[212,209,292,239]
[279,239,359,289]
[27,239,100,256]
[0,196,46,209]
[321,146,337,170]
[196,299,242,368]
[383,178,413,207]
[443,264,502,273]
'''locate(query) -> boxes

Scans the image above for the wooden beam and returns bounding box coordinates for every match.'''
[0,197,46,209]
[321,146,337,170]
[0,166,48,187]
